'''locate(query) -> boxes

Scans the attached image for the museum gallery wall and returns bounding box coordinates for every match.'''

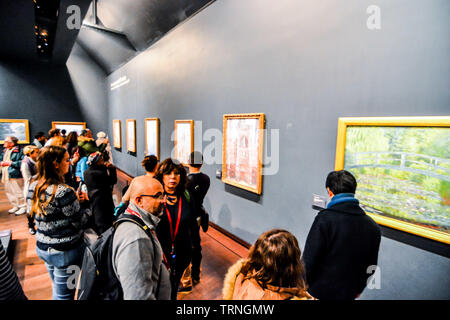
[67,0,450,299]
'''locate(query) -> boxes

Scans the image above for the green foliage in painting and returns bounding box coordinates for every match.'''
[344,126,450,234]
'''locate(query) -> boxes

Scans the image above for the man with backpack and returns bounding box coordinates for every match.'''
[112,178,171,299]
[77,178,171,300]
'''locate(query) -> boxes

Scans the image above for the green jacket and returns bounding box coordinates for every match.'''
[0,146,24,179]
[77,136,106,156]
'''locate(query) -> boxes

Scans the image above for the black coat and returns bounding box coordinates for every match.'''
[187,172,210,218]
[302,201,381,300]
[84,164,117,234]
[156,192,199,265]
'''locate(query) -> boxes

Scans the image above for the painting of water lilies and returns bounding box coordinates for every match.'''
[335,117,450,244]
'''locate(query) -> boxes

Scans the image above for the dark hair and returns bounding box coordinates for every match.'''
[189,151,203,169]
[142,155,158,173]
[61,129,66,135]
[34,132,45,139]
[66,131,78,145]
[154,158,187,195]
[48,128,60,138]
[240,229,307,290]
[80,129,90,137]
[325,170,357,195]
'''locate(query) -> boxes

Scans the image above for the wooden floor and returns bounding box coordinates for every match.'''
[0,185,52,300]
[0,178,248,300]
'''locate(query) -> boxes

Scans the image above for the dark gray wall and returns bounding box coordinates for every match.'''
[66,42,109,135]
[0,59,84,139]
[107,0,449,299]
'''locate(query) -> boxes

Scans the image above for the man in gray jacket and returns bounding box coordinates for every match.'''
[112,178,171,300]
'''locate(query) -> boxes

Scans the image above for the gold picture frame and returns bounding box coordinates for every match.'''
[174,120,194,165]
[0,119,30,144]
[51,121,86,134]
[112,120,121,149]
[145,118,160,159]
[222,113,265,195]
[335,116,450,244]
[126,119,136,153]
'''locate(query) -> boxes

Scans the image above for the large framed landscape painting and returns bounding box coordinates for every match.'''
[335,116,450,244]
[52,121,86,134]
[222,113,265,195]
[145,118,160,159]
[0,119,30,144]
[174,120,194,165]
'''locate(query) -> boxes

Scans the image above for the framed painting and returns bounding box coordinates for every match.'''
[145,118,160,159]
[126,119,136,153]
[222,113,265,194]
[0,119,30,144]
[52,121,86,135]
[112,120,121,149]
[174,120,194,165]
[335,116,450,244]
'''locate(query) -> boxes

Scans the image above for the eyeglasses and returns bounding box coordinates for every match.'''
[139,193,165,200]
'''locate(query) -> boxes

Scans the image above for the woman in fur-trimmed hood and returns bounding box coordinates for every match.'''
[222,229,315,300]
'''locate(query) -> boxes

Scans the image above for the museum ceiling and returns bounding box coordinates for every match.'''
[0,0,214,71]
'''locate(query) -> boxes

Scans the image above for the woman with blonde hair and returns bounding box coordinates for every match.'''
[21,146,39,198]
[28,146,90,300]
[21,145,39,234]
[223,229,314,300]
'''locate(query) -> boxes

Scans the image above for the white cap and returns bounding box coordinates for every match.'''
[97,131,107,139]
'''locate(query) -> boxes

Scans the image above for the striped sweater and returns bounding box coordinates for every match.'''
[27,182,90,251]
[0,242,27,300]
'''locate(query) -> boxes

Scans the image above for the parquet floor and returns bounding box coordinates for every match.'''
[0,176,248,300]
[0,184,52,300]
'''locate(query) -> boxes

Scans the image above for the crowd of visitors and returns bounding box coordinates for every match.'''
[0,126,380,301]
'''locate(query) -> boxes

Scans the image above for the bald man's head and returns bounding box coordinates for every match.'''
[131,178,165,216]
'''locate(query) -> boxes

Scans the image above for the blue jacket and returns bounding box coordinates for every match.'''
[0,146,24,179]
[75,157,88,181]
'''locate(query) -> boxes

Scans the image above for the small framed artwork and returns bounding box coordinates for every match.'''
[0,119,30,144]
[52,121,86,135]
[145,118,160,159]
[335,116,450,244]
[222,113,265,194]
[112,120,121,149]
[174,120,194,165]
[126,119,136,153]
